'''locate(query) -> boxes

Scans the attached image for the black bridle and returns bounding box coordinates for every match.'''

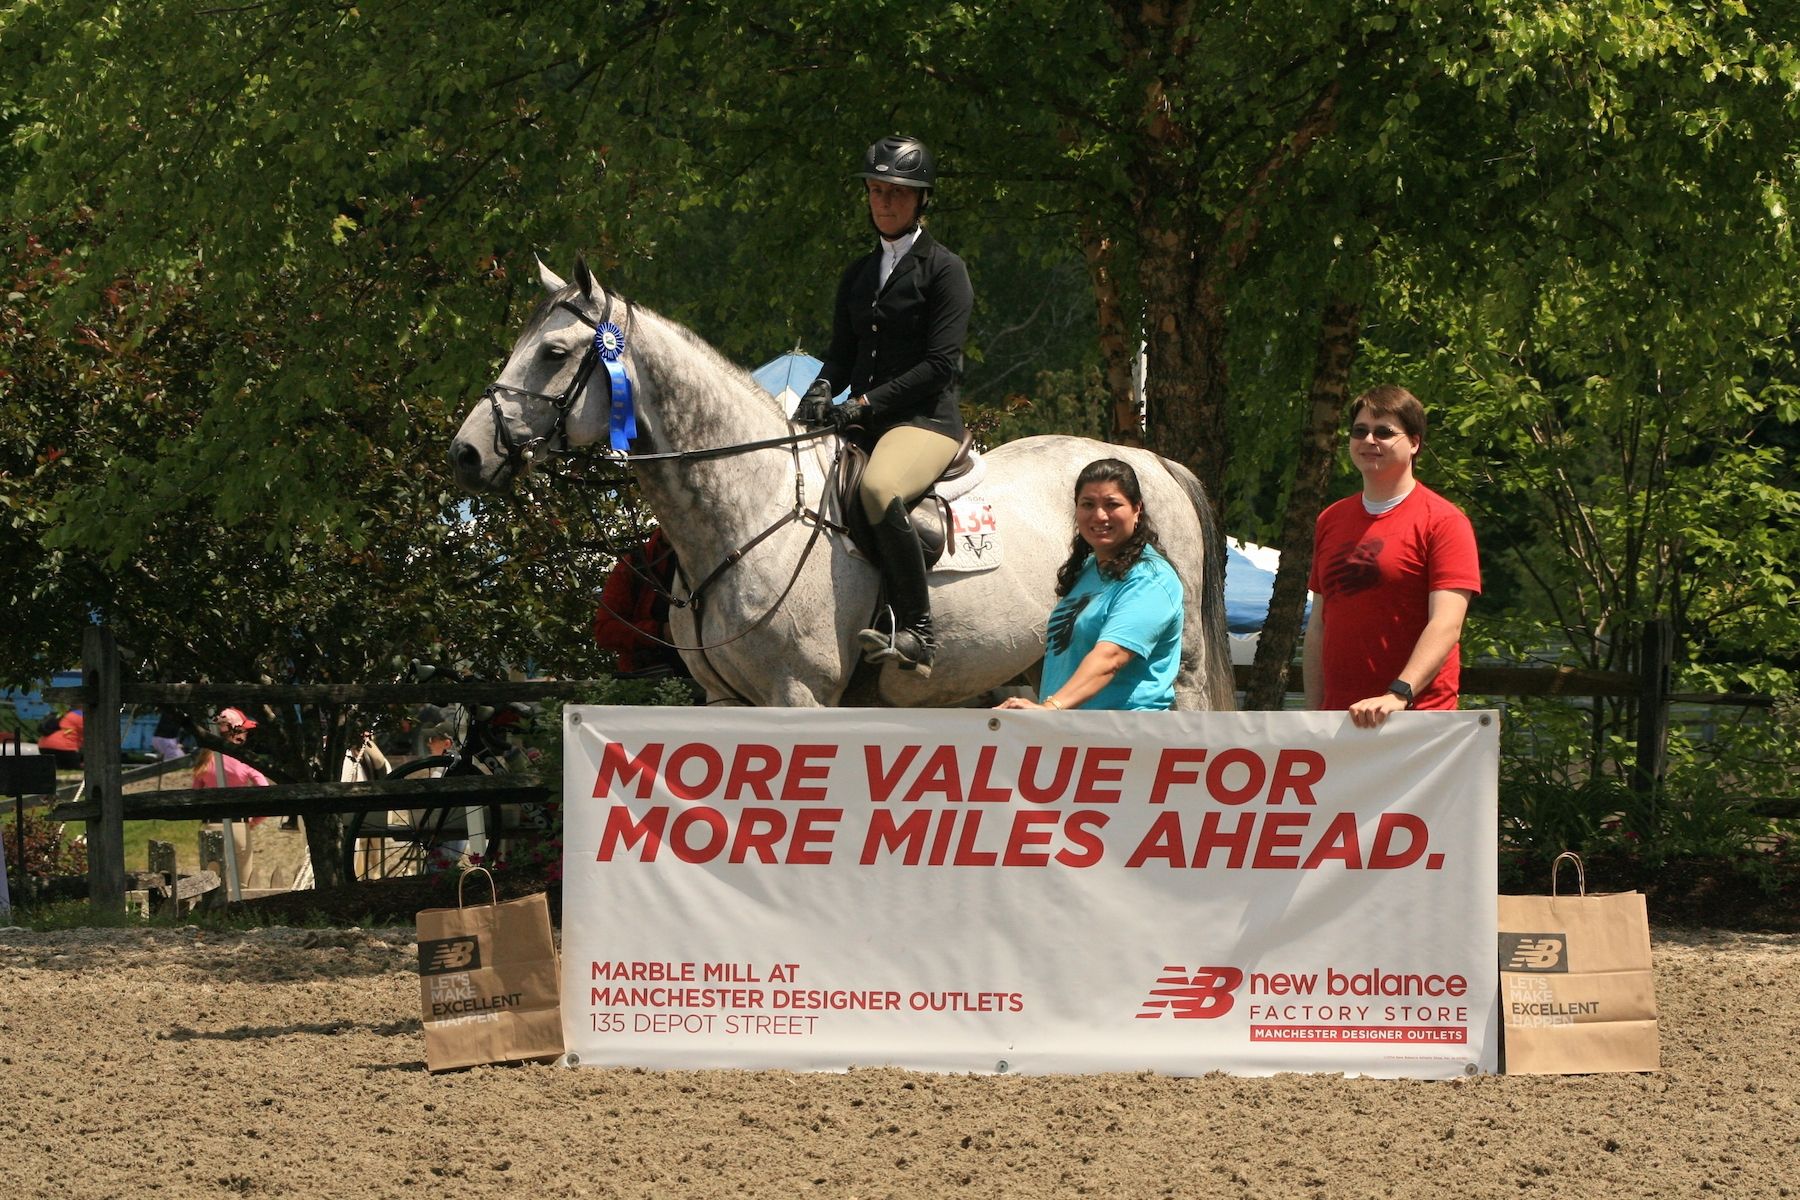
[482,286,846,701]
[481,295,615,472]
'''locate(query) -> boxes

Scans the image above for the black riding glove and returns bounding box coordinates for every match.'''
[794,378,835,428]
[829,398,867,432]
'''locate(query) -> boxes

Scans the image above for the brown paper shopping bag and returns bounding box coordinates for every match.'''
[1497,852,1660,1074]
[416,868,564,1072]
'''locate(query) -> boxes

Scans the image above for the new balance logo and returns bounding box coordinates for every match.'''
[1136,965,1244,1019]
[419,936,481,976]
[1499,933,1567,972]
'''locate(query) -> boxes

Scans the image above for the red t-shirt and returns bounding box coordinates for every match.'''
[1308,484,1481,711]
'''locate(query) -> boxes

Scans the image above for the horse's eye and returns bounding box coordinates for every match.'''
[541,344,569,360]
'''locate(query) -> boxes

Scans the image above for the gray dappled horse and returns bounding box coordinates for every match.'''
[450,259,1233,709]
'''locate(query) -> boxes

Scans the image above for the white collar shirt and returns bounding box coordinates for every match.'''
[878,227,921,289]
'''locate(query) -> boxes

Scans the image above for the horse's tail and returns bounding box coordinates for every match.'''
[1163,457,1236,710]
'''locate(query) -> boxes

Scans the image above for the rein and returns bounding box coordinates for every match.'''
[583,439,850,678]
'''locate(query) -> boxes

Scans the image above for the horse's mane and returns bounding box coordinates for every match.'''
[537,282,786,421]
[637,299,789,422]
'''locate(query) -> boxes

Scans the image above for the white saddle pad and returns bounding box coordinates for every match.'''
[807,439,1003,574]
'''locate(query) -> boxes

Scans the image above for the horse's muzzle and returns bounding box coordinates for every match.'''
[449,435,509,493]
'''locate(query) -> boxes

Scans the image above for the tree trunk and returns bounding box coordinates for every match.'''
[307,713,350,888]
[1079,219,1142,443]
[306,814,348,889]
[1139,233,1231,529]
[1243,297,1362,710]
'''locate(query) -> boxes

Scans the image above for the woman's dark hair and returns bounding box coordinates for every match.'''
[1054,458,1162,597]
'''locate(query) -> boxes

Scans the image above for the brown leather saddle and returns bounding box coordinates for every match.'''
[834,430,978,568]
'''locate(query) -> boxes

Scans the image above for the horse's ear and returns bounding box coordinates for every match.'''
[537,255,566,294]
[573,257,595,301]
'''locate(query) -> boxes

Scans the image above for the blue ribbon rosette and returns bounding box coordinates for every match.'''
[596,321,636,450]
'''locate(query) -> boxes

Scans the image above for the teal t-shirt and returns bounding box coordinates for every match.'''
[1041,545,1184,711]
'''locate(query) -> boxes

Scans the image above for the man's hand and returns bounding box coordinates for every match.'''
[1346,692,1409,729]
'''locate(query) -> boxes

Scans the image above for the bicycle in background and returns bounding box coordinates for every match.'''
[341,670,542,880]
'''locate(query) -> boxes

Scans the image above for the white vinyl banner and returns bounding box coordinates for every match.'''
[562,707,1499,1079]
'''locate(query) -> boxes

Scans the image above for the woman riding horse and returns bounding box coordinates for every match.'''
[793,135,973,679]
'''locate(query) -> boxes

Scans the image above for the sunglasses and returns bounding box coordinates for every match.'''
[1349,423,1406,441]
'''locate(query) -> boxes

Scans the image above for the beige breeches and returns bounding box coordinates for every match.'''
[860,426,961,524]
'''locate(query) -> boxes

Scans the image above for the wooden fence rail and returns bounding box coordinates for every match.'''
[42,628,607,909]
[21,619,1784,913]
[49,771,551,824]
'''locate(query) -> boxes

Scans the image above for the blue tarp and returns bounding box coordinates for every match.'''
[3,670,161,756]
[751,352,823,407]
[1225,541,1281,634]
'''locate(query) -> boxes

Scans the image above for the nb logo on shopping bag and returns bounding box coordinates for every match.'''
[1499,933,1567,972]
[419,936,482,976]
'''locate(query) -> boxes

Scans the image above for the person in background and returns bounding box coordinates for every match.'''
[997,458,1184,712]
[794,134,973,677]
[151,709,189,761]
[420,724,456,773]
[1304,384,1481,728]
[341,728,390,782]
[36,709,84,768]
[193,707,273,888]
[592,528,685,676]
[193,708,273,789]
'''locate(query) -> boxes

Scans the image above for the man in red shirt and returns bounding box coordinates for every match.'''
[1304,385,1481,728]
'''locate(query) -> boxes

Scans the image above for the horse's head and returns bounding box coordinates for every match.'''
[450,257,615,492]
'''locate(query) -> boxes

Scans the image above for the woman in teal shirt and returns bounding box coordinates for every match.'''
[998,458,1185,712]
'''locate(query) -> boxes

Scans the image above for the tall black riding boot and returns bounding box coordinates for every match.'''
[856,498,937,676]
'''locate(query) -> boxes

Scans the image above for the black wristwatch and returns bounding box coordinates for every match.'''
[1386,679,1415,708]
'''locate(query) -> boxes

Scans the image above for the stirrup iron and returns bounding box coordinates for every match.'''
[857,605,897,662]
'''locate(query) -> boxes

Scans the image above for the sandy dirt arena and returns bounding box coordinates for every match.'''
[1,926,1795,1199]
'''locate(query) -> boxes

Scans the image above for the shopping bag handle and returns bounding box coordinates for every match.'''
[1550,851,1587,899]
[458,865,498,909]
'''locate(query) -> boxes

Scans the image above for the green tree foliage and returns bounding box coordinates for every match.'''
[0,223,638,883]
[1343,2,1800,792]
[3,2,1796,812]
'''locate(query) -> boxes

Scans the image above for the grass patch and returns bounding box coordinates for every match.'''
[6,894,363,932]
[4,810,207,875]
[66,818,210,875]
[8,898,143,930]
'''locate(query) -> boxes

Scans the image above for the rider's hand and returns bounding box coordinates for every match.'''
[827,398,866,432]
[794,378,835,428]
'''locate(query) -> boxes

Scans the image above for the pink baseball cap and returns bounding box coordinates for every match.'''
[217,707,258,730]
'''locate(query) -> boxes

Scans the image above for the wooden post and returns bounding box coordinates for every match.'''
[1631,617,1674,808]
[197,828,225,910]
[82,625,126,912]
[148,840,177,915]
